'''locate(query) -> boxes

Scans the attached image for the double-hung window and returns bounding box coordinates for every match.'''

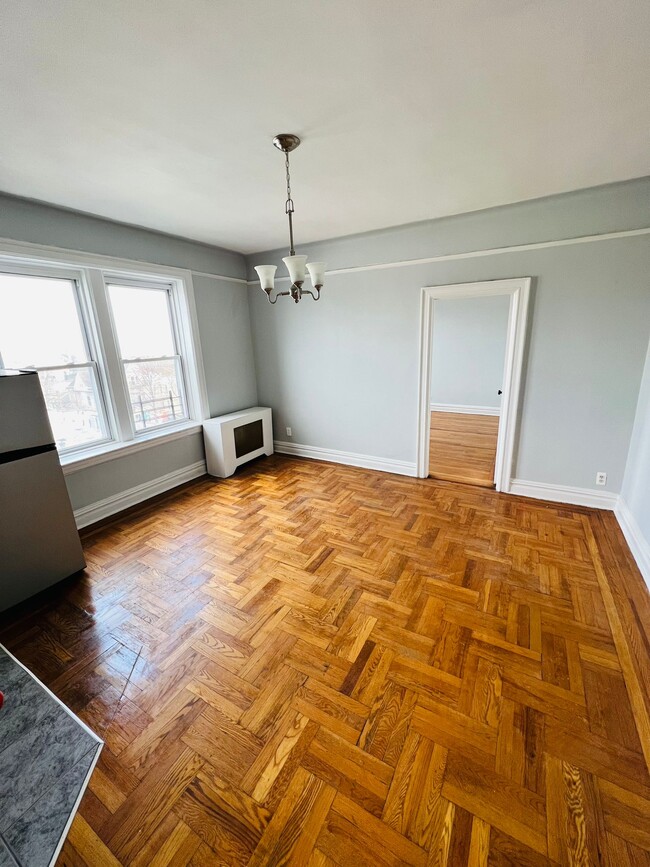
[0,267,111,453]
[107,281,188,433]
[0,251,206,465]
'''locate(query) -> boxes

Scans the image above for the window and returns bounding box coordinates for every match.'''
[0,251,207,463]
[0,270,110,452]
[108,282,188,432]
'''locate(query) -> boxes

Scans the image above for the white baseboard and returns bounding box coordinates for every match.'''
[509,478,618,510]
[274,441,417,477]
[615,498,650,588]
[74,460,206,528]
[430,403,500,416]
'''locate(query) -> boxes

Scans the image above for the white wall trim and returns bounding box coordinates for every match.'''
[3,218,646,289]
[247,226,650,284]
[274,440,416,477]
[430,403,500,416]
[417,278,530,491]
[191,269,248,284]
[615,498,650,588]
[0,236,246,285]
[509,479,618,510]
[73,460,206,528]
[4,218,644,289]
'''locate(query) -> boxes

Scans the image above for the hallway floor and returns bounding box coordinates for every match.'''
[429,411,499,488]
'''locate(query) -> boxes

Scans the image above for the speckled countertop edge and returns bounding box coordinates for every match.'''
[0,643,103,867]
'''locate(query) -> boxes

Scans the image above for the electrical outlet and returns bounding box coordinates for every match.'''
[286,427,292,437]
[596,472,607,486]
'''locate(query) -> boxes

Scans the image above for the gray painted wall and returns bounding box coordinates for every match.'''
[0,193,244,278]
[3,178,650,513]
[193,274,258,419]
[621,340,650,562]
[0,193,256,511]
[430,295,509,409]
[65,434,205,511]
[247,178,650,494]
[248,177,650,275]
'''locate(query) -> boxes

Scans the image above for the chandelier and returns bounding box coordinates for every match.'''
[254,134,325,304]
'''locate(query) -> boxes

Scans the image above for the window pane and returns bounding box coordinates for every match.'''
[39,367,108,451]
[124,358,186,431]
[108,284,175,359]
[0,273,88,368]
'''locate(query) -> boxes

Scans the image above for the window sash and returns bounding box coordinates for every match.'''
[122,355,189,433]
[106,281,190,437]
[0,267,92,370]
[0,265,114,455]
[120,354,181,364]
[106,280,178,360]
[30,361,98,373]
[29,361,113,454]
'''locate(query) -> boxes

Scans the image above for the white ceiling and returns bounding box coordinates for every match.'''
[1,0,649,254]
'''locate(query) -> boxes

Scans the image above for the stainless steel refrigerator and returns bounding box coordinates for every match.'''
[0,370,85,612]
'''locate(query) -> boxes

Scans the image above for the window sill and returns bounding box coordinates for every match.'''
[60,421,204,475]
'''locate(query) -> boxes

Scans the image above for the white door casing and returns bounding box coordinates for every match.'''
[416,278,531,491]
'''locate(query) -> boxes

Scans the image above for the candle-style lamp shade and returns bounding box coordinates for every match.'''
[254,265,276,291]
[306,261,325,288]
[282,255,308,286]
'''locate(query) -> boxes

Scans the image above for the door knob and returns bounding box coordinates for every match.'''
[497,390,502,395]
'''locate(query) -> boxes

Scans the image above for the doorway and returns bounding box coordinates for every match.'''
[416,278,531,491]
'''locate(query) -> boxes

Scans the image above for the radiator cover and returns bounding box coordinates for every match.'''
[203,407,273,478]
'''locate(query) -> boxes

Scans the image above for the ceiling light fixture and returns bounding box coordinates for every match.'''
[254,134,325,304]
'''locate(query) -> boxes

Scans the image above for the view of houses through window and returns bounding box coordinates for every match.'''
[38,366,107,449]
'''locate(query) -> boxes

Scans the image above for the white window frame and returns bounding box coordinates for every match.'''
[0,259,114,455]
[0,239,210,472]
[104,276,191,437]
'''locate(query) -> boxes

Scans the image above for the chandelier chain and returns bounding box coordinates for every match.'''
[285,151,294,214]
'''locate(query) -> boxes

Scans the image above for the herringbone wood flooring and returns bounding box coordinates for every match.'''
[1,455,649,866]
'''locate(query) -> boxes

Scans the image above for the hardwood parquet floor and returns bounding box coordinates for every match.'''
[1,455,650,866]
[429,412,499,488]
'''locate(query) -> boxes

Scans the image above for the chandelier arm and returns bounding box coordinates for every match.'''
[300,287,321,301]
[266,289,292,304]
